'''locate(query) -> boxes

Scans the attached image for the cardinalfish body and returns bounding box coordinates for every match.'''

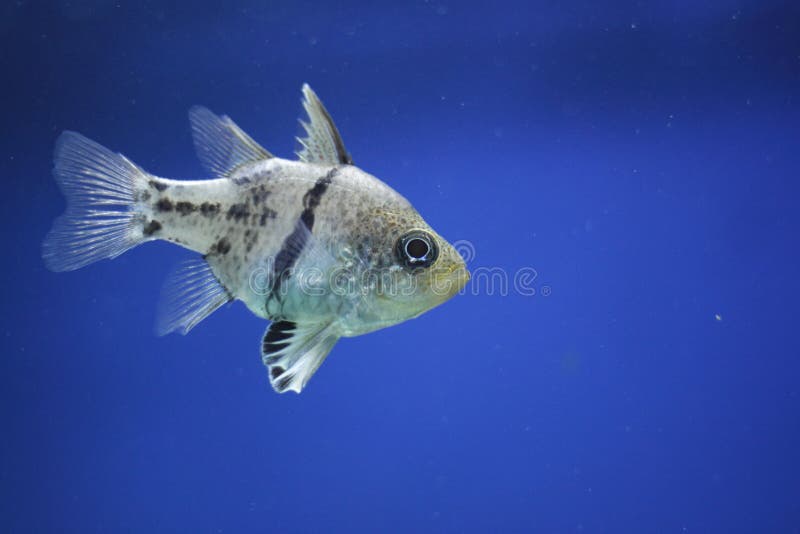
[44,85,469,393]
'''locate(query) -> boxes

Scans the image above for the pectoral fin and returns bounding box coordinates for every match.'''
[261,320,339,394]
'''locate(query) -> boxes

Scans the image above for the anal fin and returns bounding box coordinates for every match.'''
[157,258,232,335]
[262,320,339,394]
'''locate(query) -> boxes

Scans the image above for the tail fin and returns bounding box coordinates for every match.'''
[42,132,151,272]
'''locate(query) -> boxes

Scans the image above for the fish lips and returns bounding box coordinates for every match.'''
[431,264,470,300]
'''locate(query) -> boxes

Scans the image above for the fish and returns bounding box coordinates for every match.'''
[43,84,470,394]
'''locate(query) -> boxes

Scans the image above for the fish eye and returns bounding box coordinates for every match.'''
[396,231,438,269]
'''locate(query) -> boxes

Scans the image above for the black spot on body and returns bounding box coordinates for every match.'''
[200,202,220,216]
[175,202,197,215]
[210,237,231,255]
[259,209,277,226]
[156,198,173,212]
[227,203,250,223]
[232,176,252,186]
[244,229,258,253]
[251,186,270,205]
[143,220,162,236]
[149,180,168,192]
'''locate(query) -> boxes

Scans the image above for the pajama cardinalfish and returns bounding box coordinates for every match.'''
[43,85,469,393]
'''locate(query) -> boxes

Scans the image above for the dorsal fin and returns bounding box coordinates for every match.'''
[189,106,273,178]
[295,84,353,166]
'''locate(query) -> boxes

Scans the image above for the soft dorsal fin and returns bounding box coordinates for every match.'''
[189,106,273,178]
[156,258,232,335]
[295,84,353,166]
[262,320,340,393]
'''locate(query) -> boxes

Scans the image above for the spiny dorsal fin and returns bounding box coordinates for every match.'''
[156,258,232,335]
[295,84,353,166]
[262,320,339,394]
[189,106,273,178]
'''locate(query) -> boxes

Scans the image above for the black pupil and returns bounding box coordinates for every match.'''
[406,238,429,260]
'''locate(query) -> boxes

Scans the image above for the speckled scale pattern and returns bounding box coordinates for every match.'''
[141,157,416,322]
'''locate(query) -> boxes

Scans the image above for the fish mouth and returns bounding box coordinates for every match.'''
[433,264,470,298]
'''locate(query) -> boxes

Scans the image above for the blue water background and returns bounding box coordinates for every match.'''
[2,1,799,532]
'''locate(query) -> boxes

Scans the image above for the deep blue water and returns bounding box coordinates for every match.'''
[2,1,799,532]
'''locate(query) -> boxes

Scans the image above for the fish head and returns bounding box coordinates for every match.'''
[347,206,469,332]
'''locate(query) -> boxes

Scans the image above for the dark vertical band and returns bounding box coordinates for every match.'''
[268,167,339,307]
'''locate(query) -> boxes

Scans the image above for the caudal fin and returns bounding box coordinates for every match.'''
[42,132,152,272]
